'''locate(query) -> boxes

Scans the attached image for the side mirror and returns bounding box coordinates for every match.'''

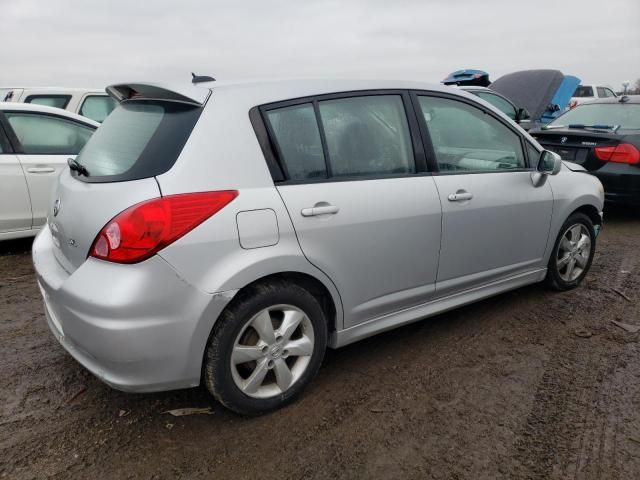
[537,150,562,175]
[515,107,531,122]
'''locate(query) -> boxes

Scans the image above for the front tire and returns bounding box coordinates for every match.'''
[545,212,596,291]
[204,280,328,416]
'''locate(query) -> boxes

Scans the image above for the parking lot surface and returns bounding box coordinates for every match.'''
[2,207,640,480]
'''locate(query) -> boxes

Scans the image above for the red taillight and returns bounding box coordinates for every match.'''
[90,191,238,263]
[569,100,578,109]
[594,143,640,165]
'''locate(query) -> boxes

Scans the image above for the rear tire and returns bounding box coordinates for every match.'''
[545,212,596,291]
[204,280,327,416]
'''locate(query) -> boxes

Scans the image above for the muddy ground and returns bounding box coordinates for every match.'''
[1,207,640,480]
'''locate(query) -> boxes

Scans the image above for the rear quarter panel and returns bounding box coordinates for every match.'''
[155,90,345,330]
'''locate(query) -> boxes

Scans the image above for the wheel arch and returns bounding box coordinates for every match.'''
[197,269,342,387]
[226,271,339,336]
[569,203,602,227]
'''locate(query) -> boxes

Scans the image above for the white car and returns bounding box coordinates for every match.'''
[0,103,98,240]
[0,87,116,123]
[569,84,617,109]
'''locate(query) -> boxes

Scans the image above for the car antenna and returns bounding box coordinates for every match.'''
[191,72,216,84]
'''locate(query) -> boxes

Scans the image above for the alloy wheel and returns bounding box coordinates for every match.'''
[557,224,591,282]
[230,304,315,399]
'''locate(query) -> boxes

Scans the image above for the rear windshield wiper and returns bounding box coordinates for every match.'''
[67,158,90,177]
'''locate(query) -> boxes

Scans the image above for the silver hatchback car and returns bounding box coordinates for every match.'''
[33,79,604,415]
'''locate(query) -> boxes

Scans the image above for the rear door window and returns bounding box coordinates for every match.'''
[74,100,202,182]
[265,104,327,180]
[264,94,416,181]
[5,113,94,155]
[79,95,118,122]
[24,95,71,109]
[318,95,415,177]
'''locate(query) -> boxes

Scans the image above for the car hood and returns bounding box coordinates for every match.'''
[490,70,580,123]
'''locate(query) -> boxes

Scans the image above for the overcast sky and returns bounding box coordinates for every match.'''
[1,0,638,90]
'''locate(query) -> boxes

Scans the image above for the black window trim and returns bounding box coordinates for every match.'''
[0,111,97,155]
[0,112,18,153]
[409,89,532,175]
[0,121,12,153]
[24,94,72,110]
[251,89,429,185]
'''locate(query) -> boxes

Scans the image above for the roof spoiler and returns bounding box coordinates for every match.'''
[106,82,210,106]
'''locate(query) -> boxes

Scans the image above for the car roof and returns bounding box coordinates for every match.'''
[577,96,640,105]
[459,86,490,91]
[0,87,106,94]
[108,78,476,107]
[0,102,100,126]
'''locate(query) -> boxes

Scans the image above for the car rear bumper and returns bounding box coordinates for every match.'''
[32,225,237,393]
[593,164,640,206]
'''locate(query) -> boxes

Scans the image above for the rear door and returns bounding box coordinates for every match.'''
[413,92,553,296]
[2,111,95,229]
[0,118,31,233]
[263,92,442,328]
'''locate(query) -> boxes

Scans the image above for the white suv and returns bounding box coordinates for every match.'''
[1,87,116,123]
[569,84,617,109]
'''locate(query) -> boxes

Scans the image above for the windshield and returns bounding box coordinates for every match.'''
[75,100,202,182]
[547,103,640,130]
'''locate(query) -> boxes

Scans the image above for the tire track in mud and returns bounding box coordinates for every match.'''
[512,242,639,479]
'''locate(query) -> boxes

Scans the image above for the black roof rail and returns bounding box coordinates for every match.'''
[191,73,215,84]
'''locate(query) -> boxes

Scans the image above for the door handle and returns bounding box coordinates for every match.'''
[301,205,339,217]
[447,191,474,202]
[27,167,56,174]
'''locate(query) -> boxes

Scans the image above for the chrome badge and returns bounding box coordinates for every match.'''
[560,137,568,144]
[53,198,61,217]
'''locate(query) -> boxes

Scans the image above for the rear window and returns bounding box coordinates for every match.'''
[548,103,640,129]
[74,100,202,182]
[79,95,117,122]
[573,86,593,98]
[25,95,71,109]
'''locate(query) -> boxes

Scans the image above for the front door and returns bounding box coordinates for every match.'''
[413,93,553,296]
[263,93,442,328]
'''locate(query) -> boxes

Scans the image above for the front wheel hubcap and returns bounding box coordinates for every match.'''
[231,305,314,399]
[557,224,591,282]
